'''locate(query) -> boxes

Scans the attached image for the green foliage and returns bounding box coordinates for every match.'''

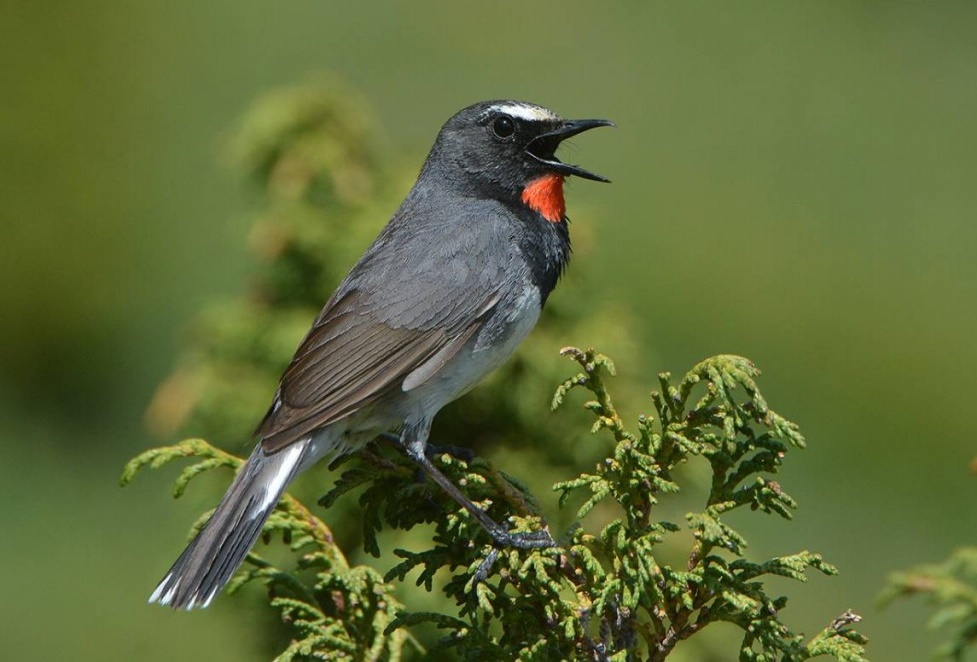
[126,79,866,660]
[881,547,977,660]
[125,348,866,660]
[363,347,865,660]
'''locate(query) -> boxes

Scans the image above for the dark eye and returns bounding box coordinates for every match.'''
[492,115,515,139]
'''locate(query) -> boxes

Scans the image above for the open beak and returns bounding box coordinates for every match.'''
[526,119,614,182]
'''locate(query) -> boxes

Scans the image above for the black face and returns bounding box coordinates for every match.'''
[428,100,612,197]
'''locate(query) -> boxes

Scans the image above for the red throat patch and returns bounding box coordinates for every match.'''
[521,174,566,223]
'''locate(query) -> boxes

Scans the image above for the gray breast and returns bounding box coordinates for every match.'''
[398,284,541,420]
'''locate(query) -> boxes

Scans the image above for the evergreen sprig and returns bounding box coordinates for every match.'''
[881,547,977,660]
[124,346,866,659]
[346,347,865,661]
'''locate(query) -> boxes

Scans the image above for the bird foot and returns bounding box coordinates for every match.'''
[473,528,558,581]
[489,524,558,550]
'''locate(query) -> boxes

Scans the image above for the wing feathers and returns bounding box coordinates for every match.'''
[257,273,505,453]
[257,290,497,452]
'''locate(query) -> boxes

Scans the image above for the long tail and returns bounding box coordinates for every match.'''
[149,438,310,609]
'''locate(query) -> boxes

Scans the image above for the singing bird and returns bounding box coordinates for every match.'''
[150,100,612,609]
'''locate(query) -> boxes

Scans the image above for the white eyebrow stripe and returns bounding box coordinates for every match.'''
[489,103,558,122]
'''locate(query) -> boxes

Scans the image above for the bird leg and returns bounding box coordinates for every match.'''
[400,436,556,550]
[378,432,475,464]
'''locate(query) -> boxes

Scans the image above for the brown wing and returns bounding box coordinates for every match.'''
[257,289,496,452]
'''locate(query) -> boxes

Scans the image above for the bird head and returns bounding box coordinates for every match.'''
[424,100,613,222]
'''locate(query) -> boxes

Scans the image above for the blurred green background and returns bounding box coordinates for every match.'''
[3,1,976,659]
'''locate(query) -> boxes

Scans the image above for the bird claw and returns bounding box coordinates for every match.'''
[474,548,501,581]
[490,525,558,550]
[473,528,558,582]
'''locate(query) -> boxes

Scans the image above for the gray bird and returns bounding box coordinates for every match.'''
[150,100,612,609]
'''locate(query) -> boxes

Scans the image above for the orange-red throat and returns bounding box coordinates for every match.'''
[521,174,566,223]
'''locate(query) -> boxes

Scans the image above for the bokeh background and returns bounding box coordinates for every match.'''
[3,1,976,660]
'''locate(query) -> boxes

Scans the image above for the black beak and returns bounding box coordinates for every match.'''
[526,119,614,182]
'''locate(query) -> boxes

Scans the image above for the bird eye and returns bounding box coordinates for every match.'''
[492,115,515,139]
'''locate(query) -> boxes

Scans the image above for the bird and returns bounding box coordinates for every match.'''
[149,99,612,610]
